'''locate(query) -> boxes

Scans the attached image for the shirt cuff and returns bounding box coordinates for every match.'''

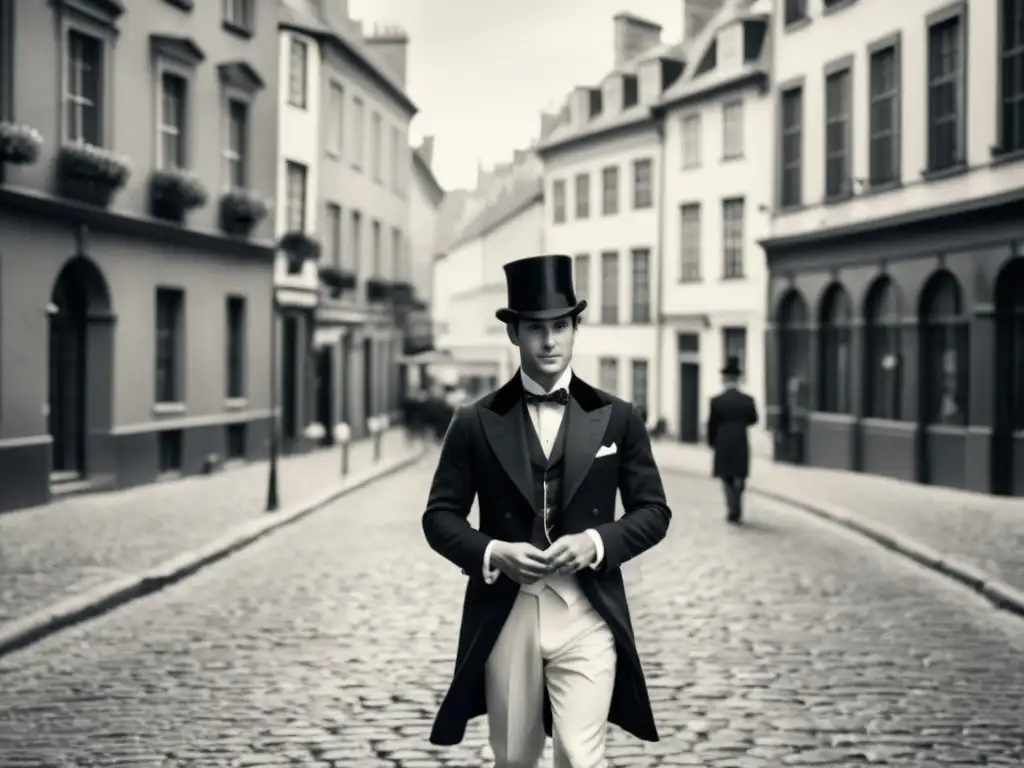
[584,528,605,569]
[482,540,500,584]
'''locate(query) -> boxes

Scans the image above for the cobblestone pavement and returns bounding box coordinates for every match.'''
[0,428,414,629]
[1,455,1022,767]
[654,440,1024,595]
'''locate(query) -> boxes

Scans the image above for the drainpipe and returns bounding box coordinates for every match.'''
[653,115,668,431]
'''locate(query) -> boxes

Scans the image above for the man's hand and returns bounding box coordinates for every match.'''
[544,533,597,575]
[490,541,551,585]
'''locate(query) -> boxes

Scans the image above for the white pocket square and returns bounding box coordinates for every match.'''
[595,442,618,458]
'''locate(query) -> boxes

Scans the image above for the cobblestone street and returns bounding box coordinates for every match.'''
[0,455,1022,767]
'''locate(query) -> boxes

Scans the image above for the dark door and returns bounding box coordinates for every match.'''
[48,274,88,476]
[340,334,351,424]
[679,362,700,444]
[363,337,373,431]
[994,259,1024,495]
[316,346,333,445]
[282,315,299,440]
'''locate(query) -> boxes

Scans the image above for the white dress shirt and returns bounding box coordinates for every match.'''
[482,366,605,586]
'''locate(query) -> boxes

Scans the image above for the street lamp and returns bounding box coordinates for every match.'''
[267,232,320,512]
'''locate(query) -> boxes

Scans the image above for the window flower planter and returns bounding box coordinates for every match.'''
[150,167,208,223]
[318,265,357,298]
[366,277,391,302]
[219,189,269,237]
[56,142,131,207]
[278,231,320,274]
[389,280,415,306]
[0,122,44,166]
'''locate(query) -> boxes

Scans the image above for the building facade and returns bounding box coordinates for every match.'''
[0,0,279,512]
[432,152,545,394]
[538,13,686,422]
[278,0,417,445]
[763,0,1024,496]
[655,0,772,449]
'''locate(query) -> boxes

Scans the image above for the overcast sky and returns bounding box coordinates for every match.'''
[349,0,684,191]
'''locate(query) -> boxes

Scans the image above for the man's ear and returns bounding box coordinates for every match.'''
[505,322,519,347]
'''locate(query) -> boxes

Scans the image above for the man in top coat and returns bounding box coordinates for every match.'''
[707,355,759,523]
[421,254,672,767]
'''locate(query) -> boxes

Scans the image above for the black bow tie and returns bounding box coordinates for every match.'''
[524,388,569,406]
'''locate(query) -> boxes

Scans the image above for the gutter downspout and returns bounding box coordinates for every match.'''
[653,113,668,431]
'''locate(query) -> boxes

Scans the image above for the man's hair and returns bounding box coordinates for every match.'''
[510,315,581,333]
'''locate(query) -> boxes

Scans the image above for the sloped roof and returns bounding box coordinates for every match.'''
[279,0,417,116]
[448,174,543,251]
[413,148,444,206]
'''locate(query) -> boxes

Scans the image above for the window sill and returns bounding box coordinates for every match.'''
[222,20,253,40]
[863,179,902,196]
[633,204,654,211]
[823,191,853,206]
[921,163,967,182]
[783,17,811,33]
[822,0,858,16]
[775,202,806,216]
[678,277,703,284]
[990,147,1024,168]
[287,99,307,111]
[721,154,744,163]
[226,397,248,410]
[721,274,746,282]
[154,402,186,415]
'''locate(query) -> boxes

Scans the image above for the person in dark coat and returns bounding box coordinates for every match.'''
[707,356,759,523]
[422,254,672,767]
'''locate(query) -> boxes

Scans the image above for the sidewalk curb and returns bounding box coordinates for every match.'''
[661,463,1024,620]
[0,448,427,658]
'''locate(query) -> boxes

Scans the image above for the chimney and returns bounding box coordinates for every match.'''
[539,111,560,139]
[613,13,662,69]
[682,0,727,40]
[419,135,435,167]
[365,24,409,87]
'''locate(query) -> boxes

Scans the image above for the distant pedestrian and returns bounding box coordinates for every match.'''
[707,356,759,524]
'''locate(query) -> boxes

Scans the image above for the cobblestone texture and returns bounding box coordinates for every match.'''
[654,441,1024,595]
[0,429,412,629]
[0,454,1022,767]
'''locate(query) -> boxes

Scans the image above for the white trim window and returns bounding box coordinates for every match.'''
[224,98,248,187]
[65,30,103,145]
[159,72,187,169]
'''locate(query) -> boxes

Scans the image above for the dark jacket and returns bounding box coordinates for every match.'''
[421,372,672,746]
[707,387,759,478]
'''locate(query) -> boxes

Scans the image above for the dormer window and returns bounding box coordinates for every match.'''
[623,75,639,107]
[695,40,717,76]
[588,88,602,119]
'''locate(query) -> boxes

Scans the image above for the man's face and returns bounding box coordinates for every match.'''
[507,315,576,377]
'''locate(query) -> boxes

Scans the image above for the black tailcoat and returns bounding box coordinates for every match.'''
[421,373,672,746]
[707,388,759,478]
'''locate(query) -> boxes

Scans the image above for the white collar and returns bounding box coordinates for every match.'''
[520,365,573,396]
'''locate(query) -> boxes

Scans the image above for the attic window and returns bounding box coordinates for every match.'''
[589,89,602,118]
[695,39,717,76]
[623,75,639,107]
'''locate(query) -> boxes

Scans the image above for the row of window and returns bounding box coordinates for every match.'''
[288,38,410,196]
[597,357,649,416]
[282,161,407,280]
[779,0,1024,209]
[679,197,746,281]
[573,248,651,325]
[157,422,249,476]
[680,99,745,167]
[155,290,247,405]
[551,158,654,223]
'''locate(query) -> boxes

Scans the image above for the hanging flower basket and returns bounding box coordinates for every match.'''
[366,276,391,302]
[389,280,415,306]
[318,265,357,298]
[219,189,269,237]
[150,167,209,223]
[0,122,44,165]
[56,142,130,207]
[278,231,320,274]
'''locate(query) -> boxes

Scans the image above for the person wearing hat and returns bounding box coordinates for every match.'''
[707,355,759,523]
[422,254,672,767]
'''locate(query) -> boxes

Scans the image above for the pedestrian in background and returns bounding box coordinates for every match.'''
[707,355,759,524]
[422,253,671,767]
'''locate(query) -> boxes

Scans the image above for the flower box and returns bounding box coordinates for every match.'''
[219,189,269,237]
[150,167,208,223]
[0,122,43,165]
[366,277,391,302]
[318,265,357,298]
[278,231,321,274]
[389,280,415,306]
[56,142,130,207]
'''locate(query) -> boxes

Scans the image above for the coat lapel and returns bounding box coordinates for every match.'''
[563,382,612,510]
[479,376,534,508]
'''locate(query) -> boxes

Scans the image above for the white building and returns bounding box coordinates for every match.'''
[538,13,689,422]
[655,0,773,451]
[761,0,1024,496]
[278,0,418,444]
[432,152,545,394]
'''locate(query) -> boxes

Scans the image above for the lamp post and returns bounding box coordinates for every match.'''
[267,232,321,512]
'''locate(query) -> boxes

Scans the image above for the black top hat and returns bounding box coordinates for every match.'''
[495,254,587,323]
[721,356,743,376]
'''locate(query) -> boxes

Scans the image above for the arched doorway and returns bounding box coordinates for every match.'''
[776,289,810,463]
[862,277,905,421]
[994,258,1024,496]
[48,256,113,480]
[817,284,853,415]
